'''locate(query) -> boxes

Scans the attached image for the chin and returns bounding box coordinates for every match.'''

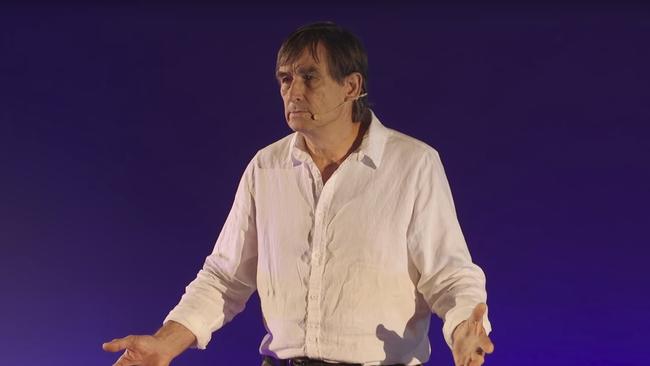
[287,116,313,133]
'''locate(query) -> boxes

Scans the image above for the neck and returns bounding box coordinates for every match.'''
[303,119,362,166]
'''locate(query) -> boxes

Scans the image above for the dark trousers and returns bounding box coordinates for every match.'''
[262,356,421,366]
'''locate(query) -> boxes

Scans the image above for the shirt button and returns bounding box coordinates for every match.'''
[309,295,317,300]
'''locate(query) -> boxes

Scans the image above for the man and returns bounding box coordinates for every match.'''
[103,22,494,366]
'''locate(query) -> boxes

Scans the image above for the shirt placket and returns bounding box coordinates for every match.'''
[305,160,324,358]
[304,158,351,358]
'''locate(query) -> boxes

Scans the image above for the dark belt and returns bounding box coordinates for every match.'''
[262,356,418,366]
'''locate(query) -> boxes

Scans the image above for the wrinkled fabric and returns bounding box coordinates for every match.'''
[164,111,491,365]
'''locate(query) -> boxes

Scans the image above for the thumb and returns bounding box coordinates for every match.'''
[480,334,495,354]
[102,336,132,353]
[470,303,487,323]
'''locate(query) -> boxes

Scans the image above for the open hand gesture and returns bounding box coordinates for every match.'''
[102,335,174,366]
[451,303,495,366]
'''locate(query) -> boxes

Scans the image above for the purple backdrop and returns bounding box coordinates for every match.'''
[1,3,648,366]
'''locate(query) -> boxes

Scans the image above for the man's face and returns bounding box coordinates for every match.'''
[276,43,349,133]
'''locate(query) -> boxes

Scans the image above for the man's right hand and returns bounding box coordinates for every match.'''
[103,334,174,366]
[103,321,196,366]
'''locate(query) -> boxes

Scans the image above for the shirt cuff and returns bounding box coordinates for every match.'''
[163,310,212,350]
[442,305,492,350]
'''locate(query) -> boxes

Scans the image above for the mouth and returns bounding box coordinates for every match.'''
[288,111,311,117]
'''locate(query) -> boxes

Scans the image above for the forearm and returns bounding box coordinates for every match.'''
[154,320,197,359]
[417,261,490,348]
[437,267,491,348]
[164,259,256,349]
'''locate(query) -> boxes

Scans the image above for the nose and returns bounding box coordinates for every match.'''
[285,79,305,102]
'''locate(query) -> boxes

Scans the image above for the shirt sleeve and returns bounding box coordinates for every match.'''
[406,150,492,350]
[163,159,258,350]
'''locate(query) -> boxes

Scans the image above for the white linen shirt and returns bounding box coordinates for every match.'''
[164,111,492,365]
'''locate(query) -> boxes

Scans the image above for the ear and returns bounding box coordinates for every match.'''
[344,72,363,100]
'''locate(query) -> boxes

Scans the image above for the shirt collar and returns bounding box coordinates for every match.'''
[288,132,309,167]
[356,110,388,168]
[287,109,389,169]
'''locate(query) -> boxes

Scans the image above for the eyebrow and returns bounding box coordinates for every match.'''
[297,66,319,75]
[276,66,320,80]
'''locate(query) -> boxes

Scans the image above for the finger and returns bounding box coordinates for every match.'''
[467,353,475,365]
[453,347,465,366]
[102,336,132,353]
[453,351,461,366]
[463,356,472,366]
[471,350,486,365]
[470,303,487,323]
[112,350,137,366]
[479,334,495,354]
[469,354,485,366]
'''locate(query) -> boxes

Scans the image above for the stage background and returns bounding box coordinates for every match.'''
[1,3,648,366]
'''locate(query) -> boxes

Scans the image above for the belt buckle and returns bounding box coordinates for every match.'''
[289,357,309,366]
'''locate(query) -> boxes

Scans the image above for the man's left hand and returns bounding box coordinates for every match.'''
[451,303,494,366]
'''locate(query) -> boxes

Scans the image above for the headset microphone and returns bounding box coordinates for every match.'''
[311,93,368,120]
